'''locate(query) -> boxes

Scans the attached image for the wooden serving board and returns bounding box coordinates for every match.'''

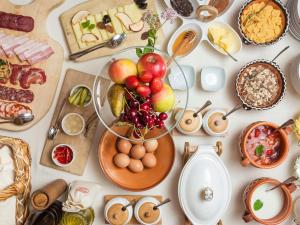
[104,195,163,225]
[0,0,64,131]
[40,69,110,176]
[171,107,228,137]
[60,0,164,62]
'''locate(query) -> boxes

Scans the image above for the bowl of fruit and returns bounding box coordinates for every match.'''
[93,46,189,141]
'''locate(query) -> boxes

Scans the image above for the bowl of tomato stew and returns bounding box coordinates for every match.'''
[240,121,289,169]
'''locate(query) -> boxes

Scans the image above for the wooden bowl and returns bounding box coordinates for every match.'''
[98,125,175,191]
[243,177,296,224]
[240,121,289,169]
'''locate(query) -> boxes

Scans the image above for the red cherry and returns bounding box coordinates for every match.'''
[140,103,150,112]
[138,71,154,83]
[156,120,164,129]
[159,112,168,121]
[136,85,151,98]
[254,129,261,137]
[266,149,273,155]
[150,78,163,94]
[133,129,141,138]
[125,75,139,90]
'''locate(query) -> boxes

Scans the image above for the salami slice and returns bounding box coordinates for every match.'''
[0,85,34,103]
[0,11,34,32]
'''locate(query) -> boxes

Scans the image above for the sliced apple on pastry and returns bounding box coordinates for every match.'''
[115,12,133,30]
[129,20,144,32]
[81,33,99,43]
[72,10,90,25]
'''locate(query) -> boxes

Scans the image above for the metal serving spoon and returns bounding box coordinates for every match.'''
[69,33,127,60]
[48,98,67,140]
[0,113,34,125]
[222,104,251,120]
[193,100,212,117]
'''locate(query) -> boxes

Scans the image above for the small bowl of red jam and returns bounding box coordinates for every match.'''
[52,144,75,167]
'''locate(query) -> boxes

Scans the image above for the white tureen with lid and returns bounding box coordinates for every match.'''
[178,145,231,225]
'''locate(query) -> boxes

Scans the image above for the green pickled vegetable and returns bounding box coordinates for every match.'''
[72,89,83,105]
[80,88,88,107]
[68,88,82,104]
[84,94,91,103]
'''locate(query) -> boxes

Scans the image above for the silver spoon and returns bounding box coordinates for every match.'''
[122,201,135,211]
[266,176,297,192]
[153,198,171,210]
[193,100,212,117]
[69,33,127,60]
[48,98,67,140]
[0,113,34,125]
[268,119,294,137]
[222,104,251,120]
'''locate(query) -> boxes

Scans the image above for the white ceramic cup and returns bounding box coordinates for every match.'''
[104,197,133,225]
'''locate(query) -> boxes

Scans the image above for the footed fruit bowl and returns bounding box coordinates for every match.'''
[93,46,189,142]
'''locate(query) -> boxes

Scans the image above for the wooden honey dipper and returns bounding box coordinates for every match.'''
[167,30,196,66]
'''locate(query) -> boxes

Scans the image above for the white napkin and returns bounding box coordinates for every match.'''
[0,146,16,225]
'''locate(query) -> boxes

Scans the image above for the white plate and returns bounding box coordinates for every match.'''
[178,146,231,225]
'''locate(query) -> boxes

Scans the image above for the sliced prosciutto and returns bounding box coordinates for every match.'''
[0,100,32,119]
[23,42,54,64]
[10,64,31,85]
[20,68,46,89]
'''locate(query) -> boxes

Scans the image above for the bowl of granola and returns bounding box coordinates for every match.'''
[236,60,286,110]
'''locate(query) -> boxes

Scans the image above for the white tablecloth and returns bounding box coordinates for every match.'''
[2,0,300,224]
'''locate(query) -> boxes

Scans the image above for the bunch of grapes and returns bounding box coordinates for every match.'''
[119,89,168,138]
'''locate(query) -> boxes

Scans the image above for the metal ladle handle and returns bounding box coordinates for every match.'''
[271,46,290,62]
[193,100,212,117]
[222,104,243,120]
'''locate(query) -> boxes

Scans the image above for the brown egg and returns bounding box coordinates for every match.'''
[128,159,144,173]
[117,139,132,154]
[130,145,146,159]
[142,153,157,168]
[113,153,130,168]
[144,140,158,153]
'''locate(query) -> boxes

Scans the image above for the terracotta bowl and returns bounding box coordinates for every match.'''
[98,125,175,191]
[243,177,296,224]
[240,121,289,169]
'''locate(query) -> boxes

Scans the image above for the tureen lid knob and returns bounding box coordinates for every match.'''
[201,187,214,201]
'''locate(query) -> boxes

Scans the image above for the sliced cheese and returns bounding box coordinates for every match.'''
[72,23,86,49]
[87,15,102,43]
[108,8,123,35]
[117,7,129,33]
[102,11,115,38]
[95,13,109,41]
[124,3,142,23]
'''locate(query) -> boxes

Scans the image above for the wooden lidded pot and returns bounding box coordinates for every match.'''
[243,177,296,224]
[240,121,289,169]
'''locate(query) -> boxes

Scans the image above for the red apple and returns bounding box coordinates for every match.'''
[109,59,137,84]
[150,78,163,94]
[138,71,153,83]
[136,85,151,98]
[137,53,166,79]
[125,75,139,90]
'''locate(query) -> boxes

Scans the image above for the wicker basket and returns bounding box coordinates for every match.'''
[0,136,31,225]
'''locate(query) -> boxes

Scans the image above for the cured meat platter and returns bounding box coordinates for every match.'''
[0,0,64,131]
[60,0,164,62]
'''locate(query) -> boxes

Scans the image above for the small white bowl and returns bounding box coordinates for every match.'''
[168,65,195,91]
[61,113,85,136]
[69,84,92,107]
[201,66,225,92]
[202,109,229,136]
[51,144,76,167]
[134,197,162,225]
[104,197,133,225]
[175,108,202,135]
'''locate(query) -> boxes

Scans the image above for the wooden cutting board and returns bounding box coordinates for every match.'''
[60,0,164,62]
[0,0,64,131]
[40,69,110,176]
[104,195,163,225]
